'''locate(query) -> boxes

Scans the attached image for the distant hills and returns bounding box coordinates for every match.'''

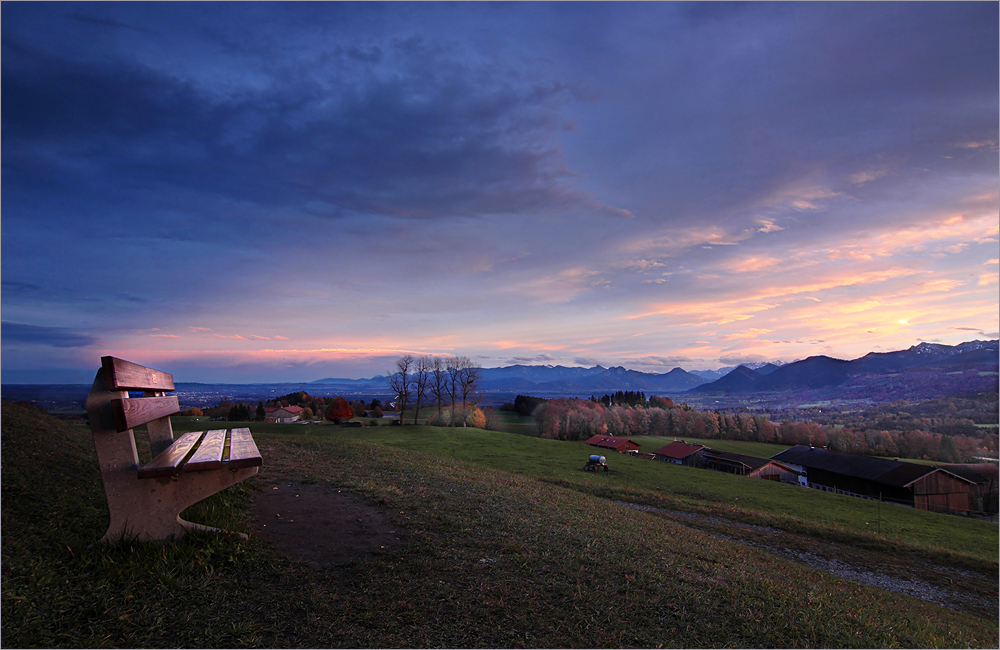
[310,364,706,395]
[689,340,998,397]
[4,339,995,414]
[308,339,998,400]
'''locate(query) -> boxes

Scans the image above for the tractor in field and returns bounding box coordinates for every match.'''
[583,454,608,472]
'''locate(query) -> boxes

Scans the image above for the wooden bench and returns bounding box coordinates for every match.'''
[86,356,262,542]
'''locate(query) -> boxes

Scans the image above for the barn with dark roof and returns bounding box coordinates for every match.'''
[772,445,977,513]
[701,449,802,483]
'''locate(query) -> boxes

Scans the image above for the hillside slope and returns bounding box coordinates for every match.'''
[4,401,996,648]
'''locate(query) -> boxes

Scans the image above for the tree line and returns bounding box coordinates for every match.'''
[527,396,997,464]
[386,355,499,429]
[184,393,385,424]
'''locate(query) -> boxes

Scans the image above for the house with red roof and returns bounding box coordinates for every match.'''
[264,405,304,423]
[652,440,705,467]
[584,435,642,454]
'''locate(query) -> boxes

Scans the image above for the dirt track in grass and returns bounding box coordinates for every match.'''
[250,482,409,568]
[249,479,996,621]
[618,500,999,620]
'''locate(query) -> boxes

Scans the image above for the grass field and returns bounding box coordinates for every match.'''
[3,401,998,648]
[173,418,996,562]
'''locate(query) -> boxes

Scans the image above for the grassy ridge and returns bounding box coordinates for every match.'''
[3,402,997,648]
[218,421,996,563]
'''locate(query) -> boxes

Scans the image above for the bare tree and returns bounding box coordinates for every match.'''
[442,356,482,427]
[429,357,448,416]
[458,358,482,408]
[386,355,413,425]
[446,357,462,425]
[411,356,432,425]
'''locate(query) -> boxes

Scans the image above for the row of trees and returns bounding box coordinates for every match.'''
[530,397,998,464]
[260,392,383,422]
[192,394,385,423]
[387,355,483,426]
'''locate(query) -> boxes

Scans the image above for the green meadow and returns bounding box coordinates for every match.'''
[4,402,998,648]
[172,417,995,561]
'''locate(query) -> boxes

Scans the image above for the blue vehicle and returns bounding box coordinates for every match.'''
[583,454,608,472]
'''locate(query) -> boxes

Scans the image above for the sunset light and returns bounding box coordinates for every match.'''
[2,2,997,383]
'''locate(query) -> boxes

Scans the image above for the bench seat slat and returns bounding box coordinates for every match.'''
[185,429,227,471]
[112,396,179,432]
[138,431,204,479]
[102,356,175,392]
[228,428,263,469]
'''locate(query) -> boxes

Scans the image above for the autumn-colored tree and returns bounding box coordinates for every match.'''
[326,396,353,423]
[482,407,502,431]
[446,356,483,424]
[464,406,487,429]
[649,395,674,410]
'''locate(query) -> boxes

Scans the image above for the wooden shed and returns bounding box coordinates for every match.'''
[877,465,975,514]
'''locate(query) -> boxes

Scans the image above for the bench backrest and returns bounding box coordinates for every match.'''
[101,356,179,433]
[90,356,180,459]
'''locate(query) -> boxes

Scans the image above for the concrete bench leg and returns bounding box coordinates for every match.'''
[99,465,260,543]
[87,370,260,543]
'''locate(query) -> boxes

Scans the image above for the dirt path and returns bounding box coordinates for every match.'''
[245,479,995,619]
[250,482,408,568]
[617,500,998,619]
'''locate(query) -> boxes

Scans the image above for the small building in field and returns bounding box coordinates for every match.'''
[701,449,801,482]
[265,405,304,423]
[772,445,977,513]
[584,435,642,454]
[652,440,705,466]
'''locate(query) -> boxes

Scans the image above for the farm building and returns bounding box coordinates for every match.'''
[652,440,705,466]
[264,405,304,423]
[701,449,802,483]
[772,445,977,513]
[934,464,998,514]
[584,435,642,454]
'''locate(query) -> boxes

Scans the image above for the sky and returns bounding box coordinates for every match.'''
[2,2,998,384]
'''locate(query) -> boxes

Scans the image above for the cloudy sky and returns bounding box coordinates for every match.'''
[2,2,998,384]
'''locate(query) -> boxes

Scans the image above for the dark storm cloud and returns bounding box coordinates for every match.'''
[1,28,588,222]
[1,322,99,349]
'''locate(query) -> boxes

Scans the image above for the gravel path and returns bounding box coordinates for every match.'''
[616,500,994,615]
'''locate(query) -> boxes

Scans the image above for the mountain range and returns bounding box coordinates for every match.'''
[4,340,995,414]
[309,339,998,399]
[690,340,998,396]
